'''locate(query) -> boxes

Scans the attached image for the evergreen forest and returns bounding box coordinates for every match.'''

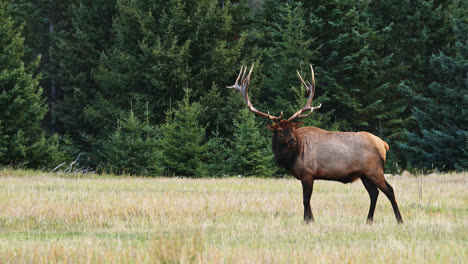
[1,0,467,176]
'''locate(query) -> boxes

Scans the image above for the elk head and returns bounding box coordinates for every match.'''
[267,120,303,148]
[226,64,322,146]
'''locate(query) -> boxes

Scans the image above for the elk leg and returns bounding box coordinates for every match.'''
[301,180,314,223]
[361,176,379,223]
[374,179,403,224]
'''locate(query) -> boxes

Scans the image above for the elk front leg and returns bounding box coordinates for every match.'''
[301,180,314,223]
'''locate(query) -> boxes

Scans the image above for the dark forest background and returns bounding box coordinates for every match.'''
[1,0,467,176]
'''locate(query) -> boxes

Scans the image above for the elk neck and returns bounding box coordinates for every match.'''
[271,131,302,172]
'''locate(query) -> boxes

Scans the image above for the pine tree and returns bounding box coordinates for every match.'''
[312,0,397,132]
[255,1,397,133]
[198,85,245,139]
[7,0,50,65]
[200,129,229,177]
[159,90,206,176]
[100,108,161,175]
[52,0,116,150]
[92,0,244,126]
[256,1,318,114]
[93,0,191,122]
[82,0,247,169]
[0,3,64,168]
[368,0,454,86]
[8,0,79,132]
[228,108,275,176]
[7,0,251,172]
[368,0,455,167]
[399,20,468,171]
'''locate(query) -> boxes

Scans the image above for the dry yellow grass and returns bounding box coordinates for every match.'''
[0,169,466,263]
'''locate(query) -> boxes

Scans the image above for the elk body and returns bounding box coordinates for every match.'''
[227,65,403,224]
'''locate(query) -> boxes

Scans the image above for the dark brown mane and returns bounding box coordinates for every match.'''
[271,123,302,172]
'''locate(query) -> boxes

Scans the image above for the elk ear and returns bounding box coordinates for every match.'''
[292,122,304,129]
[267,124,277,132]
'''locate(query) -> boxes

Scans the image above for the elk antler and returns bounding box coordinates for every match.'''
[288,64,322,121]
[227,64,283,122]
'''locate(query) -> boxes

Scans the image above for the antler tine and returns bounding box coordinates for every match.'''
[242,64,255,104]
[310,63,315,86]
[235,67,243,87]
[241,66,248,84]
[297,67,315,96]
[288,64,322,121]
[246,63,254,81]
[227,64,282,122]
[308,63,315,96]
[293,103,322,119]
[267,110,284,121]
[296,70,308,90]
[227,67,243,91]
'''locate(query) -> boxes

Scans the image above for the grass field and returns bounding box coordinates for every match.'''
[0,170,466,263]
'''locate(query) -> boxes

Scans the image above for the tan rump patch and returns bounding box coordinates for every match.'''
[365,133,388,161]
[383,141,389,151]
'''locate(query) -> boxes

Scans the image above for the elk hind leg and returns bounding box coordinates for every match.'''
[370,176,403,223]
[361,176,379,224]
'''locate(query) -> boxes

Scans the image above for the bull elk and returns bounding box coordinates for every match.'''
[227,64,403,224]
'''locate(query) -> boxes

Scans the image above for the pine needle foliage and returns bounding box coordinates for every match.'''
[399,20,468,171]
[100,108,161,176]
[228,108,275,177]
[160,90,206,177]
[0,3,64,169]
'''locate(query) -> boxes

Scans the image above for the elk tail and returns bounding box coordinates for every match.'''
[382,140,389,151]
